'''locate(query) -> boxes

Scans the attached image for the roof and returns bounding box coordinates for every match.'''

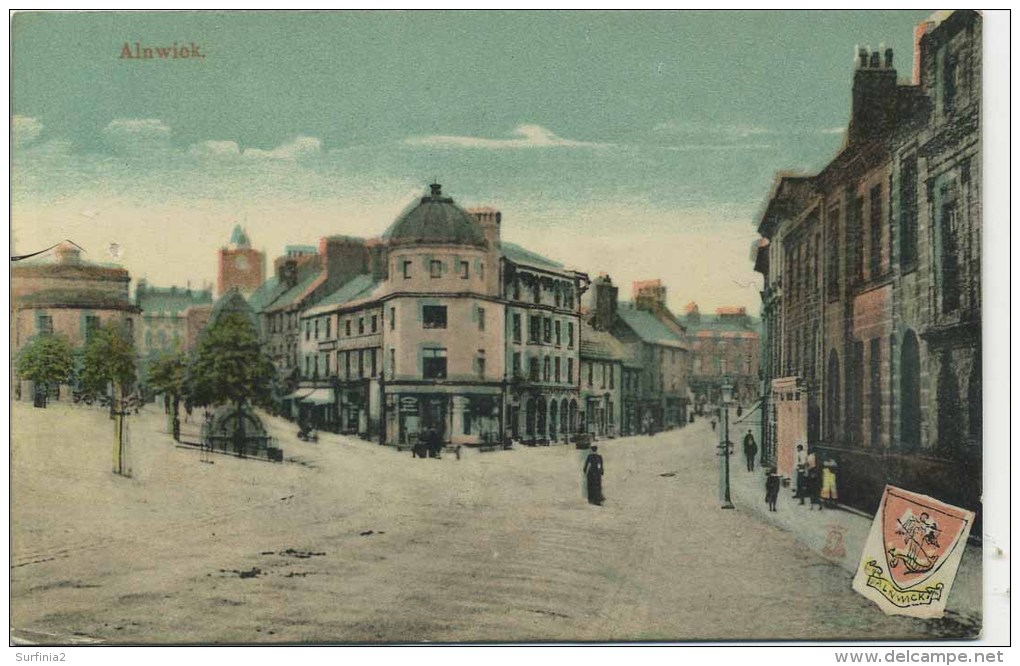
[208,289,258,328]
[265,270,323,312]
[303,274,381,316]
[246,276,286,313]
[136,285,213,315]
[229,224,251,248]
[383,184,487,249]
[15,288,137,312]
[579,325,626,361]
[683,312,760,335]
[500,241,564,271]
[616,303,688,349]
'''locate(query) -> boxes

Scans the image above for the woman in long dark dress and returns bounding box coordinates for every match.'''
[583,446,605,505]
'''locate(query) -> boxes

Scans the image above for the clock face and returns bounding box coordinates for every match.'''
[234,254,249,270]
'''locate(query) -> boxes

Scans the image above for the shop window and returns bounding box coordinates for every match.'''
[423,305,447,329]
[423,348,447,380]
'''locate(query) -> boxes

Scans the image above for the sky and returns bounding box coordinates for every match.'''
[11,10,936,314]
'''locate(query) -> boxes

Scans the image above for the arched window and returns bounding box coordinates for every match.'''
[560,398,569,434]
[549,401,559,441]
[900,331,921,449]
[525,399,535,436]
[569,400,578,434]
[535,397,547,437]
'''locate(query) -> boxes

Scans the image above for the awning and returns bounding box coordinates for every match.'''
[301,388,335,406]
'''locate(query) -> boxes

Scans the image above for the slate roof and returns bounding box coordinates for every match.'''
[303,274,382,317]
[208,289,258,328]
[16,288,137,312]
[264,271,323,312]
[616,302,688,349]
[383,184,487,249]
[246,276,287,313]
[579,325,626,361]
[136,286,213,315]
[500,242,564,271]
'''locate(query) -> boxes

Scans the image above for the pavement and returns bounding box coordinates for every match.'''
[718,408,982,633]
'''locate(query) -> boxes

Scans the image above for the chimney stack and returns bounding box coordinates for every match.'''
[469,208,502,250]
[592,274,618,332]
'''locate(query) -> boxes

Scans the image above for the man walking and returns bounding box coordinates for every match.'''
[795,443,808,505]
[583,445,605,506]
[743,429,758,472]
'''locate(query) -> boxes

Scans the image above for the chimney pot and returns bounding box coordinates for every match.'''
[858,47,869,68]
[884,48,894,68]
[870,51,881,68]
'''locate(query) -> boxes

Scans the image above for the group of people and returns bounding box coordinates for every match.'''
[412,426,444,459]
[739,430,838,513]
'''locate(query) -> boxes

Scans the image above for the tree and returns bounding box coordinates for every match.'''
[16,334,75,407]
[148,351,189,435]
[81,321,137,406]
[186,311,275,410]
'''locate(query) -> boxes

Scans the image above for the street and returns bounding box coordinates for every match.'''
[12,401,950,643]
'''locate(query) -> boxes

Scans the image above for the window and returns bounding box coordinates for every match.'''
[529,316,541,343]
[826,204,841,300]
[371,315,378,333]
[600,364,606,389]
[313,355,319,379]
[84,315,100,342]
[358,318,365,335]
[554,285,562,307]
[305,355,311,378]
[403,260,412,279]
[609,365,615,389]
[423,348,447,379]
[314,319,319,340]
[567,322,574,348]
[533,284,540,304]
[345,319,351,336]
[938,188,961,312]
[567,358,574,383]
[325,316,332,338]
[543,317,552,343]
[587,363,594,387]
[512,352,522,377]
[529,356,540,381]
[389,348,396,379]
[900,156,919,269]
[543,356,551,382]
[555,320,561,346]
[430,260,442,278]
[305,320,311,341]
[476,350,486,378]
[459,261,469,279]
[370,348,378,377]
[423,305,447,329]
[479,263,485,280]
[390,307,396,331]
[869,184,883,278]
[555,357,561,382]
[852,195,865,281]
[512,314,522,343]
[477,307,486,331]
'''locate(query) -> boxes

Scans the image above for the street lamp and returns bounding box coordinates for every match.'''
[717,378,735,509]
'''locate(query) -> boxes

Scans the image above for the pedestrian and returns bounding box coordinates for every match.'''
[429,427,443,459]
[710,418,717,432]
[807,449,822,510]
[765,468,780,512]
[412,429,428,459]
[795,443,808,505]
[583,445,605,505]
[821,459,839,508]
[743,429,758,472]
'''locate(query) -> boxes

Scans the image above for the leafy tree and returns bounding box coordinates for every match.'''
[81,321,137,405]
[148,351,189,432]
[186,311,275,410]
[16,334,75,406]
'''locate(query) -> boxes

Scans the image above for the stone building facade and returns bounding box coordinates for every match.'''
[754,10,982,517]
[11,242,138,401]
[134,281,213,381]
[680,303,760,410]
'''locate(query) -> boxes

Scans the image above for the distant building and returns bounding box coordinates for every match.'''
[753,11,982,518]
[217,224,265,297]
[11,242,138,401]
[679,303,760,409]
[134,280,213,380]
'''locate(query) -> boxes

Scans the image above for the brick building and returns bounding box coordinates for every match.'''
[754,10,982,518]
[680,303,760,410]
[217,224,265,297]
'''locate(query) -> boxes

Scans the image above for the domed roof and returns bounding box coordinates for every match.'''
[384,184,487,249]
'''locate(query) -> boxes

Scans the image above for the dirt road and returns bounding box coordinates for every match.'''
[11,402,939,643]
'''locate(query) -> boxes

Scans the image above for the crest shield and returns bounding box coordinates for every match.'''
[853,485,975,618]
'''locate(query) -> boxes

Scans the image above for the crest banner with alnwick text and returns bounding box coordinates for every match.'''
[852,485,974,618]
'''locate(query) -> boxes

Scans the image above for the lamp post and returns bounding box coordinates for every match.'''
[717,379,735,509]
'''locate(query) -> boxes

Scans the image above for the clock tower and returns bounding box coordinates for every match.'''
[217,224,265,297]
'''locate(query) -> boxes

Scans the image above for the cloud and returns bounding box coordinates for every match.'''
[103,118,173,153]
[13,115,43,145]
[404,124,608,149]
[653,120,773,139]
[188,140,242,159]
[242,135,322,160]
